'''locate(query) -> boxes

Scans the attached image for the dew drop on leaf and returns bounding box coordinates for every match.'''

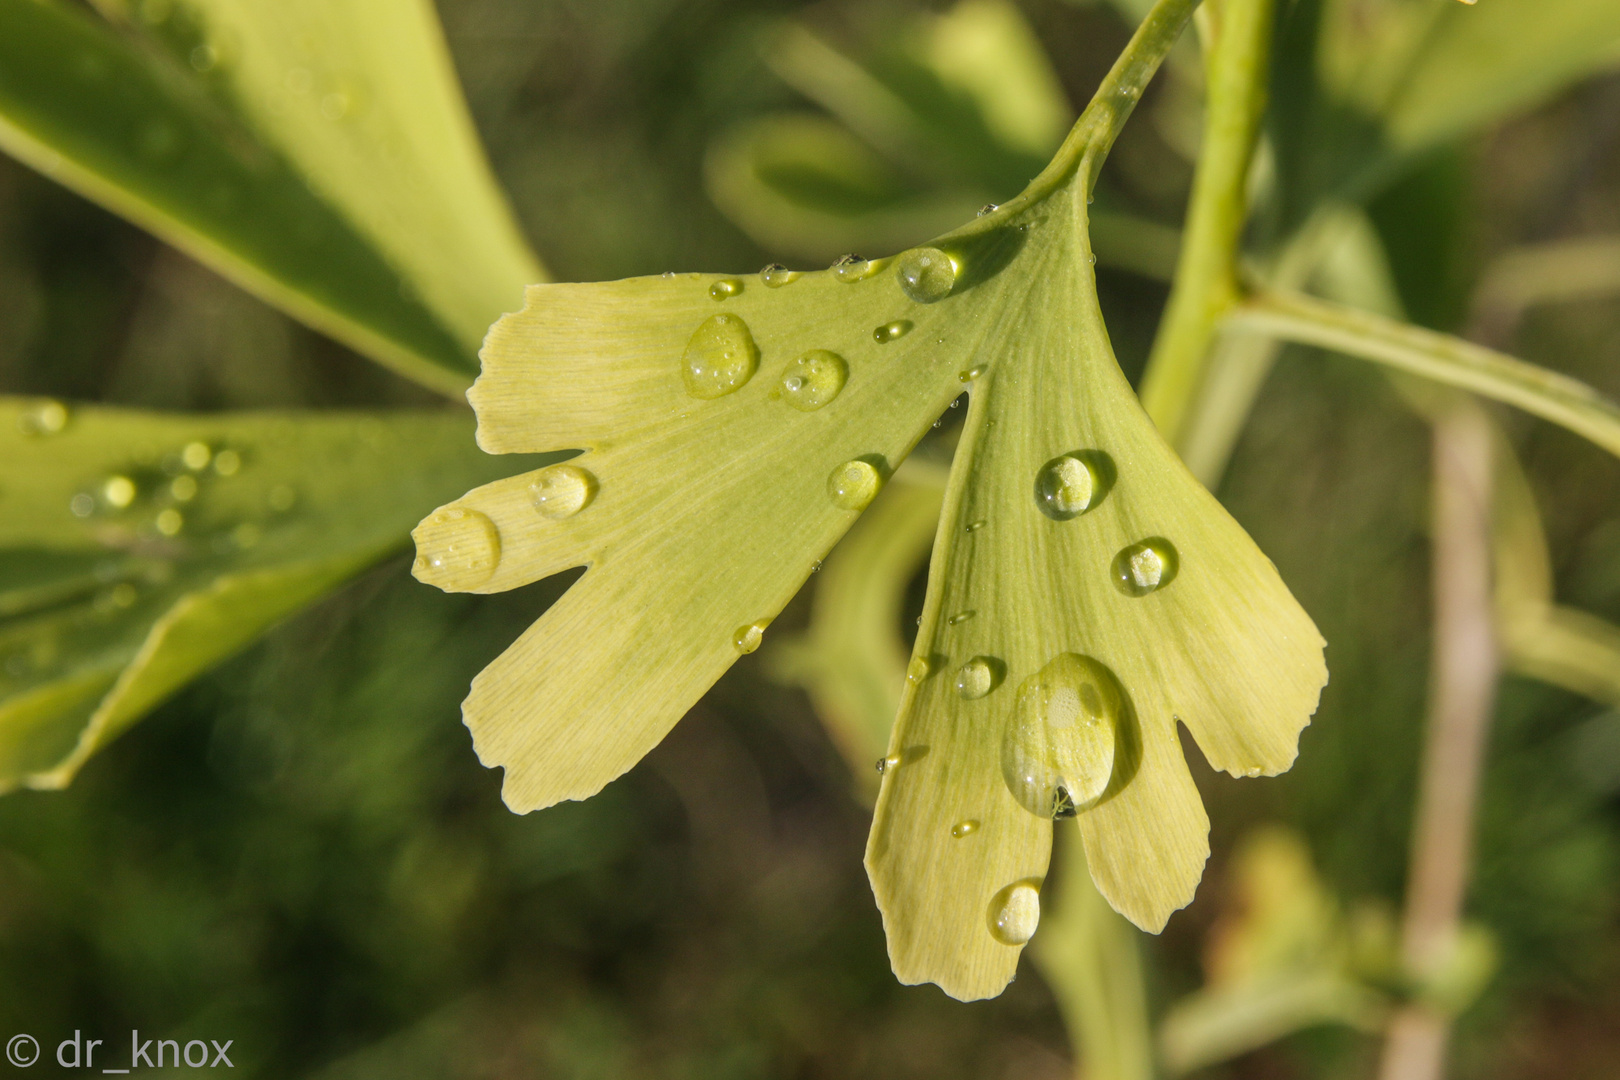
[955,657,997,700]
[1034,454,1099,520]
[1001,653,1121,818]
[1111,538,1179,596]
[529,463,597,520]
[895,247,958,304]
[779,350,848,411]
[760,264,799,288]
[733,618,770,654]
[708,278,742,300]
[876,753,902,774]
[958,366,986,382]
[965,520,986,533]
[681,314,760,399]
[950,819,979,838]
[946,610,976,626]
[412,507,502,590]
[832,254,876,282]
[906,655,931,684]
[827,460,881,511]
[977,203,999,217]
[872,320,912,344]
[987,881,1040,945]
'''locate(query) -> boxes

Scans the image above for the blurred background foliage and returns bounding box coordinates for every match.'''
[0,0,1618,1076]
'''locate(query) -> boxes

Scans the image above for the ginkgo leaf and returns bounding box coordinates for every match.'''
[0,399,536,790]
[418,0,1324,1002]
[0,0,541,394]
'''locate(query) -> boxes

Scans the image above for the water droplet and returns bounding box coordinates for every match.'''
[906,655,931,684]
[213,449,242,476]
[946,610,975,626]
[832,254,876,282]
[876,753,902,774]
[709,278,742,300]
[102,475,136,509]
[682,314,760,399]
[1001,653,1122,818]
[951,819,980,838]
[873,320,912,344]
[412,507,502,590]
[1112,538,1179,596]
[780,350,847,411]
[895,247,958,304]
[811,560,822,573]
[154,508,183,536]
[18,399,69,435]
[955,657,998,699]
[965,520,986,533]
[733,618,770,654]
[1088,253,1097,265]
[69,493,94,518]
[827,460,881,511]
[169,475,198,502]
[661,271,676,279]
[978,203,999,217]
[988,881,1041,945]
[760,264,799,288]
[529,463,597,519]
[1034,454,1100,520]
[180,441,211,470]
[958,366,986,382]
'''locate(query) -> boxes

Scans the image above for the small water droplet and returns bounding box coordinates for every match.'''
[709,278,742,300]
[18,399,69,435]
[760,264,799,288]
[180,441,211,470]
[169,475,198,502]
[832,254,876,282]
[811,560,822,573]
[213,449,242,476]
[876,753,902,774]
[661,270,676,279]
[1035,454,1100,520]
[733,618,770,654]
[1112,538,1179,596]
[951,819,980,838]
[873,320,913,344]
[780,350,848,411]
[682,313,760,399]
[412,507,502,590]
[70,493,95,518]
[827,460,881,511]
[906,656,931,684]
[154,508,183,536]
[988,881,1041,945]
[1001,653,1122,818]
[946,610,975,626]
[102,475,136,509]
[895,247,958,304]
[978,203,999,217]
[529,463,597,519]
[955,657,998,699]
[958,366,986,383]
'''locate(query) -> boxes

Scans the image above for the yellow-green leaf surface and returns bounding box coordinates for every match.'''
[0,0,541,395]
[0,400,533,790]
[423,0,1324,1002]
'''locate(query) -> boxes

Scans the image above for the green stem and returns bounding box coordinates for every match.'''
[1229,289,1620,460]
[1139,0,1276,442]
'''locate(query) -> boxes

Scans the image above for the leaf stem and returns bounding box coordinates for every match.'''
[1228,289,1620,460]
[1138,0,1276,442]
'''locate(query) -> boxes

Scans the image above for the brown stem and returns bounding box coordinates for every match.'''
[1377,401,1499,1080]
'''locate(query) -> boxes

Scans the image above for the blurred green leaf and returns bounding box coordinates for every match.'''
[0,398,534,790]
[0,0,542,396]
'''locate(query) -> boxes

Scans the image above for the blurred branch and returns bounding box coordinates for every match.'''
[1378,401,1498,1080]
[1470,235,1620,343]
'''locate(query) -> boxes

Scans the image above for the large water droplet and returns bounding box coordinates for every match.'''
[709,278,742,300]
[1001,654,1121,818]
[682,314,760,399]
[895,247,957,304]
[780,350,848,411]
[734,618,770,654]
[987,881,1041,945]
[872,320,912,344]
[760,264,799,288]
[529,463,597,519]
[951,819,979,838]
[412,507,502,590]
[1035,454,1100,520]
[827,460,881,511]
[955,656,999,699]
[1112,538,1179,596]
